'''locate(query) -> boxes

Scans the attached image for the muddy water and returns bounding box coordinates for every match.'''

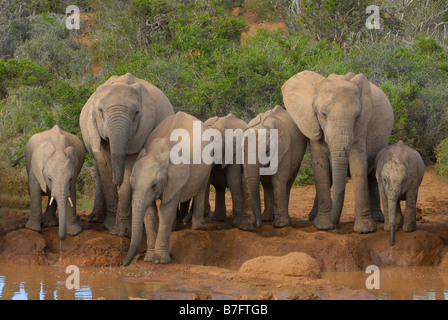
[322,266,448,300]
[1,264,447,300]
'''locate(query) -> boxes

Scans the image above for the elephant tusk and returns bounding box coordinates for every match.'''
[49,196,54,206]
[68,197,74,208]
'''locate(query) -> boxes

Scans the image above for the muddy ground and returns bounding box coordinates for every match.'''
[1,167,448,300]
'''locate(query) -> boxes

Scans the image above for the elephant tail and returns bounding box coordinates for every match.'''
[9,154,25,167]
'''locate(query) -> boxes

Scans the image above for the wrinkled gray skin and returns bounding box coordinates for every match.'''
[203,114,254,231]
[243,105,307,228]
[282,71,394,233]
[124,112,212,265]
[79,73,174,237]
[375,141,425,245]
[24,125,85,240]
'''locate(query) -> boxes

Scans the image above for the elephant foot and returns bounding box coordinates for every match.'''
[313,213,335,230]
[88,209,105,223]
[67,222,82,236]
[43,214,58,227]
[273,214,290,228]
[233,217,255,231]
[308,206,318,222]
[192,220,207,230]
[370,209,385,222]
[152,252,172,264]
[261,210,274,222]
[211,210,226,222]
[144,250,155,262]
[26,219,42,232]
[102,213,116,231]
[110,220,131,237]
[354,216,377,234]
[402,221,416,232]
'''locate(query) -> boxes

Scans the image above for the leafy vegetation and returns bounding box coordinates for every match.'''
[1,0,448,200]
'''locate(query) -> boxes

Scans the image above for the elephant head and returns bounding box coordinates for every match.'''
[31,134,80,240]
[124,138,190,266]
[282,71,373,225]
[90,80,156,186]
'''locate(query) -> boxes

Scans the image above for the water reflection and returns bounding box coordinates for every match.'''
[322,266,448,300]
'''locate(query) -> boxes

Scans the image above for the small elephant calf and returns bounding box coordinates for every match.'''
[24,125,85,240]
[375,140,425,245]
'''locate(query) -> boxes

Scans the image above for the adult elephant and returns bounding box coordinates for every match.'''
[80,73,174,236]
[282,71,394,233]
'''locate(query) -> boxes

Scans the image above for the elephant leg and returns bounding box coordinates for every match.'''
[261,182,274,222]
[309,139,334,230]
[403,189,418,232]
[26,178,43,232]
[66,186,82,236]
[204,180,211,222]
[349,147,376,233]
[143,203,158,262]
[212,186,227,222]
[153,199,179,264]
[272,179,290,227]
[111,156,135,237]
[93,152,118,230]
[192,183,208,230]
[88,163,106,223]
[368,170,384,222]
[226,165,245,221]
[43,195,58,227]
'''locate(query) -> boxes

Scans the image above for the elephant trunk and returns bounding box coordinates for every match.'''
[108,116,131,186]
[123,199,146,266]
[388,197,397,246]
[330,154,350,226]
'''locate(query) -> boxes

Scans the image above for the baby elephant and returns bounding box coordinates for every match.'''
[123,112,212,265]
[24,125,85,240]
[375,140,425,246]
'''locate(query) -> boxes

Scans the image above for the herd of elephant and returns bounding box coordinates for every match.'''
[16,71,425,266]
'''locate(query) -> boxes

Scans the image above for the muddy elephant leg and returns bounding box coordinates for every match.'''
[403,189,417,232]
[212,186,227,221]
[43,195,58,227]
[66,186,82,236]
[153,199,179,264]
[226,165,245,222]
[93,152,118,230]
[350,147,376,233]
[26,177,43,232]
[111,155,135,237]
[192,183,208,230]
[309,139,333,229]
[368,170,384,222]
[261,182,274,222]
[272,179,290,227]
[88,163,106,223]
[143,203,158,262]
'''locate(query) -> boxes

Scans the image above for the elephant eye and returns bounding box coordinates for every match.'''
[151,182,157,189]
[98,108,103,113]
[321,111,327,119]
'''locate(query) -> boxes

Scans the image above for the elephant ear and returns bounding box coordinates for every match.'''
[31,142,55,192]
[268,107,291,164]
[350,73,373,135]
[281,71,327,141]
[127,83,156,154]
[159,151,190,204]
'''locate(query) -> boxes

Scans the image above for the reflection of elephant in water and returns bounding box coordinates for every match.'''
[124,112,212,265]
[375,140,425,245]
[203,114,253,231]
[23,125,85,240]
[79,73,174,236]
[282,71,394,233]
[243,105,307,228]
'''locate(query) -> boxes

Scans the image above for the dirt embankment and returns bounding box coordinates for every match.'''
[1,167,448,299]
